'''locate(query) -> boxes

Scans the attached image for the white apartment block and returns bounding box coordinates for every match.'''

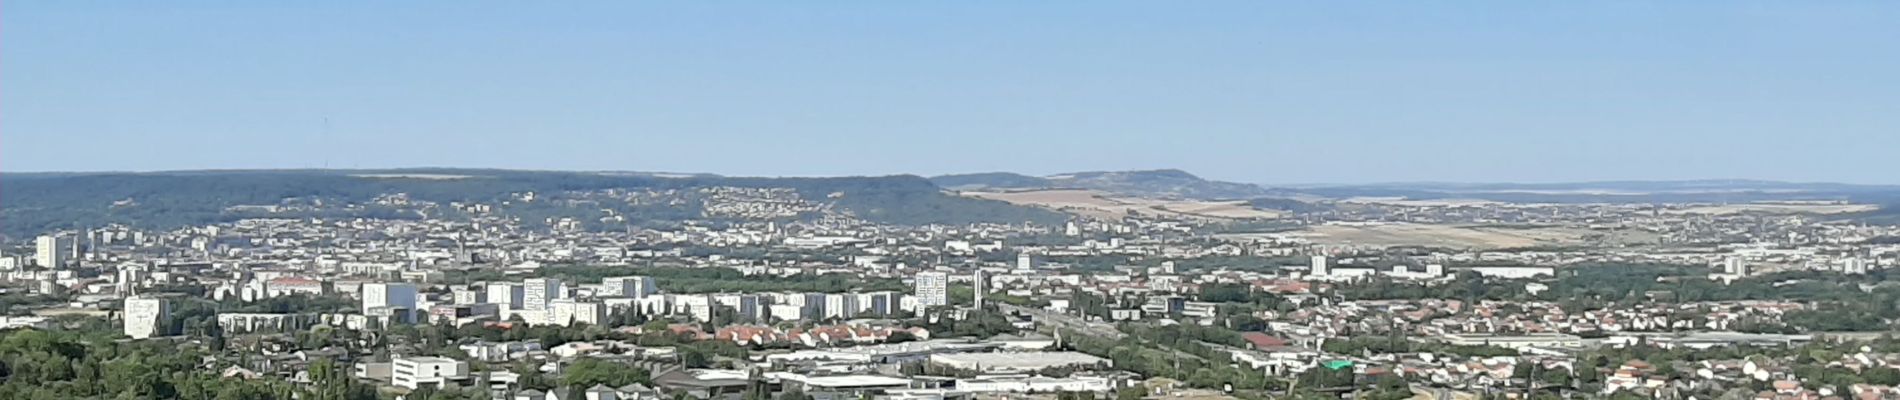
[362,282,418,322]
[714,294,764,321]
[486,282,525,310]
[914,271,949,307]
[393,356,469,389]
[674,295,716,322]
[35,235,73,269]
[124,296,169,339]
[524,278,563,311]
[550,299,606,326]
[602,276,657,299]
[451,287,485,304]
[824,293,860,319]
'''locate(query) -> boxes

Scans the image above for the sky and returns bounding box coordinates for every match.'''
[4,2,1899,184]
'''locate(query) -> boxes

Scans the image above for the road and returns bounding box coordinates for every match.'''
[996,303,1127,340]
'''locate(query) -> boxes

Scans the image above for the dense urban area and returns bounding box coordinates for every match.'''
[5,170,1900,400]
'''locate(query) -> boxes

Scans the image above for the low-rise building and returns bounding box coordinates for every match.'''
[393,356,469,389]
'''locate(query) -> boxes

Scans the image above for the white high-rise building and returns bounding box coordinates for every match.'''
[673,295,716,322]
[1426,264,1446,277]
[550,299,607,326]
[914,272,949,307]
[1016,253,1036,270]
[1310,255,1331,277]
[715,294,765,322]
[769,304,805,321]
[1844,257,1869,275]
[485,283,525,310]
[117,264,149,296]
[362,282,419,315]
[1723,256,1748,276]
[823,293,860,319]
[451,287,485,304]
[859,291,899,316]
[524,278,563,311]
[794,293,827,320]
[124,296,169,339]
[973,269,987,308]
[35,235,73,269]
[602,276,658,299]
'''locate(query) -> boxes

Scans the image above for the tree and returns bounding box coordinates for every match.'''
[1513,363,1535,381]
[1116,387,1146,400]
[561,359,652,389]
[642,320,673,333]
[0,323,372,400]
[1866,367,1900,386]
[681,348,711,368]
[779,388,813,400]
[1366,374,1413,400]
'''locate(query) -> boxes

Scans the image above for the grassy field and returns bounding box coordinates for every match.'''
[1665,203,1877,215]
[1295,222,1656,250]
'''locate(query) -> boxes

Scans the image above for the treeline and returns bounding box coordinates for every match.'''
[1330,263,1900,332]
[1331,272,1529,302]
[1577,335,1900,396]
[1246,198,1332,214]
[1319,335,1518,358]
[917,308,1020,338]
[1199,282,1285,306]
[0,325,375,400]
[1331,262,1880,305]
[1546,267,1900,332]
[0,170,1064,238]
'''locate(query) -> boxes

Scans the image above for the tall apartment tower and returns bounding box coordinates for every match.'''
[124,296,169,339]
[524,278,563,311]
[1724,256,1748,276]
[972,269,987,308]
[485,282,525,310]
[1844,257,1869,275]
[362,282,419,314]
[1310,255,1331,277]
[603,276,658,299]
[35,235,73,269]
[914,271,949,307]
[550,299,606,326]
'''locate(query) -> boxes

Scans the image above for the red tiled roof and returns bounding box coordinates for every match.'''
[269,277,321,286]
[1240,332,1289,348]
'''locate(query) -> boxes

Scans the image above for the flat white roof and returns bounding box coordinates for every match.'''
[795,375,915,388]
[930,352,1107,370]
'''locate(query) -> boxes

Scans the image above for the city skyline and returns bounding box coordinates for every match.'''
[8,3,1900,400]
[6,2,1899,184]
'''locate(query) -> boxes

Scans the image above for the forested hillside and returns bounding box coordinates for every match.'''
[0,169,1064,238]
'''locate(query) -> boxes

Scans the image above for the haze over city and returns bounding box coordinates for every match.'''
[6,2,1900,183]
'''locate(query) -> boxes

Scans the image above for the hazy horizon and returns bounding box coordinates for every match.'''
[5,166,1897,188]
[6,2,1898,184]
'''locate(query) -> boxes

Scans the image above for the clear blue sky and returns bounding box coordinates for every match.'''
[5,2,1898,184]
